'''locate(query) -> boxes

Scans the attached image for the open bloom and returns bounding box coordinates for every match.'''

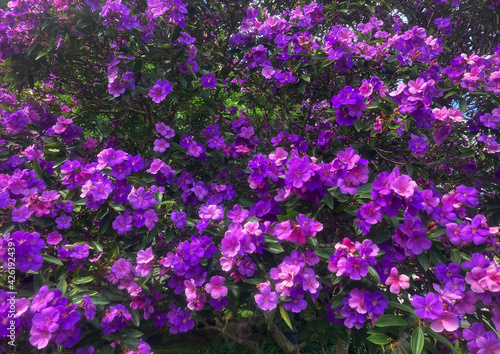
[385,267,410,293]
[205,276,228,299]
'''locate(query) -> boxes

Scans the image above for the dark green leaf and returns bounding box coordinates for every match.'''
[423,327,455,351]
[315,249,333,259]
[411,327,424,354]
[265,243,284,254]
[43,254,63,266]
[279,304,293,330]
[73,276,94,285]
[417,251,430,271]
[374,314,407,327]
[367,333,391,345]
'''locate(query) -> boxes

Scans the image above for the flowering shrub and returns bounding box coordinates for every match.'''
[1,0,500,353]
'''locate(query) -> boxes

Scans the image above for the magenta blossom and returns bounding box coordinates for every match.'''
[385,267,410,294]
[205,276,228,299]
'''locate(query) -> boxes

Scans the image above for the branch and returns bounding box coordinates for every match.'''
[202,318,261,354]
[268,323,303,354]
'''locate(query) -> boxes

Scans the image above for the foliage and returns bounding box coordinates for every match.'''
[1,0,500,353]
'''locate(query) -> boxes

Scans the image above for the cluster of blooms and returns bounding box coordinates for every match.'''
[219,220,265,281]
[327,238,379,280]
[355,168,421,235]
[336,289,388,329]
[179,134,207,161]
[29,286,82,349]
[101,304,133,335]
[261,250,320,313]
[107,56,136,97]
[112,185,164,233]
[408,256,500,339]
[443,45,500,155]
[57,243,90,271]
[107,250,155,297]
[463,254,500,295]
[271,214,323,246]
[463,323,500,353]
[222,113,259,159]
[231,5,324,84]
[0,289,30,340]
[201,124,226,150]
[154,122,175,152]
[269,147,369,202]
[178,176,235,208]
[50,116,82,143]
[158,236,217,311]
[0,231,45,272]
[166,304,194,334]
[331,86,367,126]
[0,167,67,221]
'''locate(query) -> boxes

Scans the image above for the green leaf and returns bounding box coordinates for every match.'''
[263,234,279,244]
[130,308,141,327]
[388,301,415,314]
[73,276,94,285]
[265,243,284,254]
[279,304,293,330]
[324,192,334,209]
[91,241,103,252]
[367,333,391,345]
[417,251,430,271]
[450,249,461,265]
[459,98,467,112]
[307,236,318,249]
[57,278,67,295]
[43,254,63,266]
[429,247,446,265]
[124,329,144,338]
[423,327,455,351]
[374,314,407,327]
[267,308,276,331]
[460,148,475,159]
[368,266,381,284]
[411,328,424,354]
[403,157,413,178]
[315,249,334,259]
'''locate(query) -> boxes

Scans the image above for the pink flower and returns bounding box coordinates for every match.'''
[205,276,228,299]
[385,267,410,294]
[430,311,460,332]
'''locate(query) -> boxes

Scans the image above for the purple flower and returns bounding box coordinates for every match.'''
[32,307,60,332]
[411,293,443,320]
[55,214,72,229]
[112,213,133,234]
[111,258,132,279]
[177,32,195,45]
[83,295,96,320]
[148,80,173,103]
[205,276,228,299]
[29,325,52,349]
[101,304,132,335]
[11,205,32,222]
[285,156,311,188]
[171,211,187,228]
[391,175,417,198]
[283,296,307,313]
[155,123,175,138]
[201,73,217,89]
[255,282,279,311]
[364,291,388,315]
[47,231,62,245]
[154,138,170,152]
